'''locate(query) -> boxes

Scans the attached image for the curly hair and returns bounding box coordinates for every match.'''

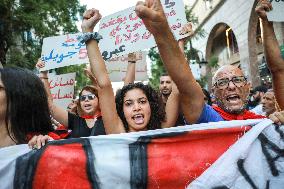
[115,82,165,132]
[0,67,53,144]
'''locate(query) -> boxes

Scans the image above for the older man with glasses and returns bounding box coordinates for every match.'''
[197,65,266,123]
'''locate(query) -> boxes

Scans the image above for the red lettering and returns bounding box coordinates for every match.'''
[79,49,87,59]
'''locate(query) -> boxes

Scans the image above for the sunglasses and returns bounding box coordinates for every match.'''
[79,94,96,101]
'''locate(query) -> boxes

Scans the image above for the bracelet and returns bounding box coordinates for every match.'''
[77,32,103,44]
[128,60,136,64]
[40,77,48,80]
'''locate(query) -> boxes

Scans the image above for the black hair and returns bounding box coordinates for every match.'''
[115,82,165,132]
[252,85,268,94]
[160,72,169,77]
[0,67,53,144]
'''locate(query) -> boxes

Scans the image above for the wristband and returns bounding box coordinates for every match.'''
[128,60,136,64]
[77,32,103,44]
[40,77,48,80]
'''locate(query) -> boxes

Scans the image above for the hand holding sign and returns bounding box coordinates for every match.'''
[257,0,284,22]
[255,0,273,21]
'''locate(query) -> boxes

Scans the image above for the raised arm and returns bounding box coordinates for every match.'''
[256,0,284,109]
[81,9,125,134]
[123,53,137,85]
[135,0,204,124]
[36,59,68,127]
[162,82,180,128]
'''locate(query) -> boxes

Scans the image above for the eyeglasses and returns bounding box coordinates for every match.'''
[214,76,247,89]
[79,94,96,101]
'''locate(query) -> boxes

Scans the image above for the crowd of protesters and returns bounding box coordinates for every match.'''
[0,0,284,149]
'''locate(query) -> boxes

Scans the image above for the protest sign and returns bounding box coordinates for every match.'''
[98,0,189,60]
[2,119,283,189]
[48,72,76,109]
[41,0,188,70]
[41,34,87,71]
[106,51,148,82]
[267,0,284,22]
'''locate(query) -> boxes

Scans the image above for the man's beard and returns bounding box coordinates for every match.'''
[216,100,247,114]
[161,90,171,96]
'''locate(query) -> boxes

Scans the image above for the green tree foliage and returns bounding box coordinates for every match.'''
[148,5,205,89]
[0,0,85,69]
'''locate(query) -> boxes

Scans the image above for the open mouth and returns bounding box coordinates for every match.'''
[132,114,144,124]
[226,94,240,103]
[84,104,92,110]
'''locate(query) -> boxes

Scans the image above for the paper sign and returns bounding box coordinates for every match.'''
[41,0,188,70]
[98,0,188,61]
[41,34,88,71]
[267,1,284,22]
[106,51,148,82]
[48,72,76,109]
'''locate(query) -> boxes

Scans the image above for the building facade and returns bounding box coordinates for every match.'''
[185,0,284,88]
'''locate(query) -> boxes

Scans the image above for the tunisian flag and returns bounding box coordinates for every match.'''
[1,119,282,189]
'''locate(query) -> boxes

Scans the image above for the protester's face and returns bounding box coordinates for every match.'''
[79,90,99,115]
[159,76,172,96]
[252,91,263,102]
[0,79,7,120]
[261,91,276,116]
[213,66,250,114]
[123,88,151,132]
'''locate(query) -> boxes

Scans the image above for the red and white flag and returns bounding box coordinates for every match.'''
[0,119,283,189]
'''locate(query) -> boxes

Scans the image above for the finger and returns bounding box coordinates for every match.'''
[90,9,102,22]
[135,4,159,20]
[28,136,37,149]
[269,114,281,125]
[83,9,94,19]
[262,3,272,11]
[40,135,49,147]
[36,135,43,149]
[275,112,284,125]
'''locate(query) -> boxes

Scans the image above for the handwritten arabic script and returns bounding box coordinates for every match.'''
[49,73,76,109]
[98,0,188,60]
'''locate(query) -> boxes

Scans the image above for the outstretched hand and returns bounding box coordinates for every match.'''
[81,8,102,33]
[135,0,168,35]
[255,0,272,20]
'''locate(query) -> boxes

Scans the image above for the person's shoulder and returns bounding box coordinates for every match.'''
[197,104,224,124]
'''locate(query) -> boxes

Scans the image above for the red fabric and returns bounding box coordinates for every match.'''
[32,143,92,189]
[212,105,266,121]
[26,132,61,141]
[26,129,69,141]
[53,124,70,139]
[81,112,102,120]
[147,127,250,189]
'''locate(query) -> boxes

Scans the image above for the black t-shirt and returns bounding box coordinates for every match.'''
[68,113,106,138]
